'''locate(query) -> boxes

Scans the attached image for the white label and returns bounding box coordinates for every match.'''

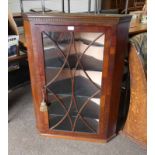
[68,26,74,31]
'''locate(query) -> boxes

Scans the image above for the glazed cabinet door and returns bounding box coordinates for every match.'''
[42,30,105,134]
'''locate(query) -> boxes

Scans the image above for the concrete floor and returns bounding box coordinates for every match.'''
[8,84,146,155]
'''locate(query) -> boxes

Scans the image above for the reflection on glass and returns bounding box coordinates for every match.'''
[42,31,105,133]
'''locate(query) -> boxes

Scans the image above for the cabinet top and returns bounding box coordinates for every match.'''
[23,13,131,25]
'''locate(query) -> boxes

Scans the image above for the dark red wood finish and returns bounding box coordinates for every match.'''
[24,13,131,142]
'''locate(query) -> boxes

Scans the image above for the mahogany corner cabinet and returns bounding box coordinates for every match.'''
[23,13,131,143]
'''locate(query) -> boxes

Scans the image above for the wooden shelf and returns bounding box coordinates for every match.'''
[8,53,27,63]
[49,115,99,133]
[47,76,101,98]
[48,96,100,119]
[129,23,147,35]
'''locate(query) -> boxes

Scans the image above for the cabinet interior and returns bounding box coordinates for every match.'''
[42,31,105,133]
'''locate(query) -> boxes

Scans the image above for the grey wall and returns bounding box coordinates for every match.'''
[9,0,101,13]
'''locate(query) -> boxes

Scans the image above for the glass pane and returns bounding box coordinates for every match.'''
[42,31,105,134]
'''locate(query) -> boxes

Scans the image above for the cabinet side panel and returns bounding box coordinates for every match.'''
[24,20,49,132]
[106,22,130,138]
